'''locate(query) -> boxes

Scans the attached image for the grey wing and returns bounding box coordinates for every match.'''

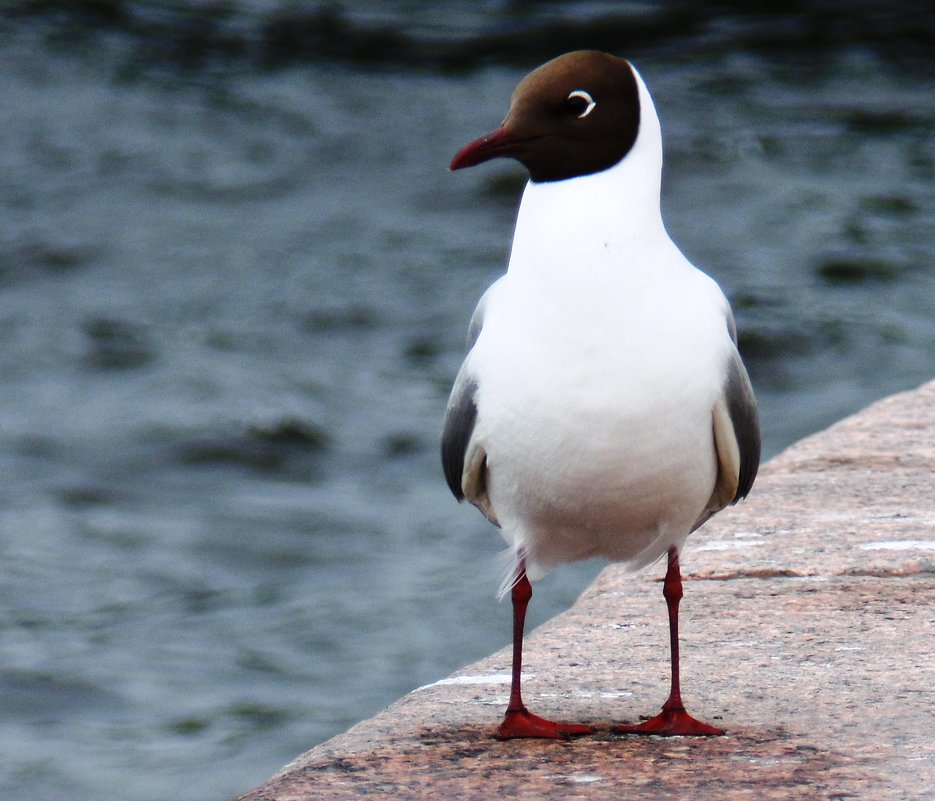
[695,318,761,529]
[440,284,500,524]
[718,346,761,502]
[441,368,478,501]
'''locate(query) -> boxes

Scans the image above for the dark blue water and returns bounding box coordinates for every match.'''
[0,3,932,800]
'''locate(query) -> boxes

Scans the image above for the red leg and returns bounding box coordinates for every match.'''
[615,546,724,736]
[495,561,592,740]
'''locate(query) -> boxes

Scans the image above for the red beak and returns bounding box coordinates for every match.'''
[449,126,526,171]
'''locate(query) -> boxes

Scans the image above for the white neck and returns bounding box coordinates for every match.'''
[506,66,669,278]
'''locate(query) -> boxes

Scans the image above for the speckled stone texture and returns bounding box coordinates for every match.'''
[237,379,935,801]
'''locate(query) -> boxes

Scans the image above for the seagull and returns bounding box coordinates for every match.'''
[441,51,760,740]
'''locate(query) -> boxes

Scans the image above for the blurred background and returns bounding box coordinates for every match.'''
[0,2,932,799]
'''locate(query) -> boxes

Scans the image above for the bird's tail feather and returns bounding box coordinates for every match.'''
[495,547,523,601]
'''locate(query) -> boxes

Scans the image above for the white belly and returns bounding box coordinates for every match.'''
[470,267,729,578]
[482,380,718,576]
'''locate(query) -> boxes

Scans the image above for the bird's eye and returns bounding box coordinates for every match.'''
[565,89,596,119]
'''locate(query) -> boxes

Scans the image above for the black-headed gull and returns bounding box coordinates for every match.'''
[443,51,760,739]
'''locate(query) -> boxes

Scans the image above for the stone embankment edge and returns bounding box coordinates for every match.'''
[238,379,935,801]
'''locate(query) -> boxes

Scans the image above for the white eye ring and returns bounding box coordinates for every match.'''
[567,89,596,118]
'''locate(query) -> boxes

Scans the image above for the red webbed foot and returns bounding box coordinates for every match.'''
[615,705,724,736]
[496,707,593,740]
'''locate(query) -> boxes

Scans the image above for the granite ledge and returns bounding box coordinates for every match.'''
[237,379,935,801]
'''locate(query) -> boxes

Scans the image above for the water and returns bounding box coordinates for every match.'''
[0,3,932,800]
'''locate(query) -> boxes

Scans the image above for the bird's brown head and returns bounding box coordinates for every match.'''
[449,50,641,183]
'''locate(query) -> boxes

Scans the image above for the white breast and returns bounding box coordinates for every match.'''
[468,216,732,579]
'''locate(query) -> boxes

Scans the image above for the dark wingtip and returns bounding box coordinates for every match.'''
[441,382,479,500]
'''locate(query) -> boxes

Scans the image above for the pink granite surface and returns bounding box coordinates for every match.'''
[237,379,935,801]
